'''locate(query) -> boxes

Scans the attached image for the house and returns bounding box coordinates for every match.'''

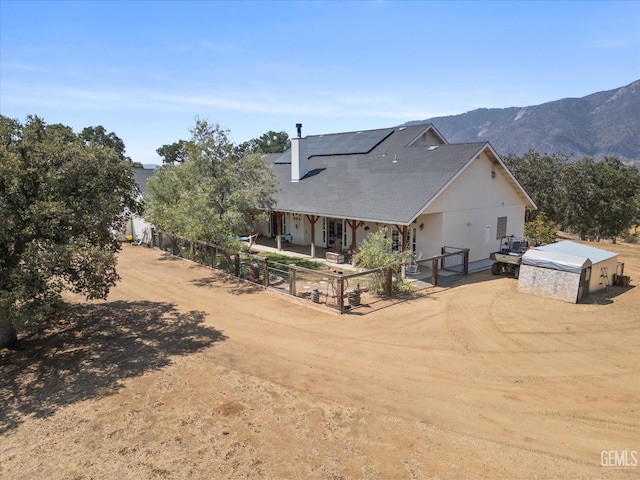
[518,240,619,303]
[257,123,536,263]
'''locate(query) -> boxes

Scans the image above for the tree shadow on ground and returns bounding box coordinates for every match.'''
[155,251,185,262]
[189,274,266,295]
[0,300,226,434]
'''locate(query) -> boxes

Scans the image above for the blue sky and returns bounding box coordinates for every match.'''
[1,0,639,165]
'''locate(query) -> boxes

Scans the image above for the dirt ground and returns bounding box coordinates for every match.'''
[1,237,639,479]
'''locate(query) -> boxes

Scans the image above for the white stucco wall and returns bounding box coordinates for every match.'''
[439,205,525,262]
[422,151,527,262]
[256,222,270,237]
[288,213,307,244]
[126,214,152,242]
[414,213,443,259]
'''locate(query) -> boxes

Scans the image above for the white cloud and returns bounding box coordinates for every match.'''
[198,40,236,53]
[0,62,48,73]
[592,36,639,48]
[1,76,455,124]
[152,90,452,120]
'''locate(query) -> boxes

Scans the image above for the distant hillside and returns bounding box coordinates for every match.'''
[406,80,640,167]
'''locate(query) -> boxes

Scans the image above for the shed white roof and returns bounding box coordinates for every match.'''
[522,249,592,274]
[536,241,617,264]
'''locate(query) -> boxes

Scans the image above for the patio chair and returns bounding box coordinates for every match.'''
[405,264,421,275]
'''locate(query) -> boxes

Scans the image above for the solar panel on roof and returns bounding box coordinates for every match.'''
[308,128,394,156]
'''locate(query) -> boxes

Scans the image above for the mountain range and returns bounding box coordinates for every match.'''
[405,80,640,167]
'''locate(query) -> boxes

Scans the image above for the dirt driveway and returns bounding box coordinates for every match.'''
[2,239,639,479]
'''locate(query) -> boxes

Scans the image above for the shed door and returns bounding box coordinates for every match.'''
[577,266,591,301]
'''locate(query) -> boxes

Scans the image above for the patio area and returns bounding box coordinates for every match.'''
[246,235,359,272]
[403,258,495,288]
[243,235,495,286]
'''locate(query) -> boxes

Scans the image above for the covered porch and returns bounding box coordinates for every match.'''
[247,234,359,272]
[243,234,492,286]
[267,211,429,264]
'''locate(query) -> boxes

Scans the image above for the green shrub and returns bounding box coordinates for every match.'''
[525,212,557,245]
[355,228,407,294]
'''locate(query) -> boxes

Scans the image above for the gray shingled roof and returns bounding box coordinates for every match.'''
[133,167,156,196]
[270,124,494,224]
[274,128,395,160]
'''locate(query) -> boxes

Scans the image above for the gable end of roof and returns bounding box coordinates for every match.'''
[406,124,449,147]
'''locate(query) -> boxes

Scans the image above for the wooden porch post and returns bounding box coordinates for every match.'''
[346,219,362,258]
[306,215,319,258]
[402,225,409,252]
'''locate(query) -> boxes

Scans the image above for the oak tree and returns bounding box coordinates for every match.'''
[146,119,278,260]
[0,115,139,348]
[156,139,190,165]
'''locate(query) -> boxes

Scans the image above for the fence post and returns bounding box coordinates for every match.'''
[234,255,240,277]
[337,274,344,313]
[431,258,438,286]
[263,259,269,287]
[289,265,297,296]
[385,268,393,296]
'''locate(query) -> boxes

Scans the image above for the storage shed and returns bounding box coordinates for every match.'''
[536,241,618,294]
[518,250,592,303]
[517,241,619,303]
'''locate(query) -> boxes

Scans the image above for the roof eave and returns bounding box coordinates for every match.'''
[269,207,414,226]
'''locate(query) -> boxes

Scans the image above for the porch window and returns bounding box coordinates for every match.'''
[270,213,286,236]
[410,227,417,253]
[343,220,348,248]
[322,218,326,243]
[391,230,401,252]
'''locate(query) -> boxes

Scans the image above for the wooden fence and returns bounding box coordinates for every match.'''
[151,234,470,314]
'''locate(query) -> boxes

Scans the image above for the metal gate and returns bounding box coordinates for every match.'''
[441,246,466,272]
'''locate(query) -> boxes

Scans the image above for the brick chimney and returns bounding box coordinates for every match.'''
[291,123,308,182]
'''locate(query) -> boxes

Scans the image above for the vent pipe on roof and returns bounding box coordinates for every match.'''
[291,124,308,182]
